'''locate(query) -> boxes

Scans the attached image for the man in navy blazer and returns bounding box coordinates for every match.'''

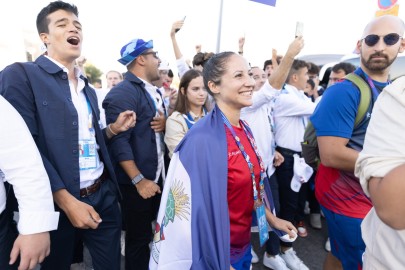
[103,38,166,270]
[0,2,135,269]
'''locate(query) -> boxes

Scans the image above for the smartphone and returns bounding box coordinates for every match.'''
[175,16,187,33]
[295,21,304,37]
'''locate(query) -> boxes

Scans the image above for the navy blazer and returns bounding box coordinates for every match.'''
[0,55,119,198]
[103,72,158,184]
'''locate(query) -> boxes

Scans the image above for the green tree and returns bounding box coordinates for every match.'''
[84,64,103,84]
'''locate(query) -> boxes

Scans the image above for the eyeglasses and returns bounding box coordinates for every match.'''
[141,51,159,59]
[363,33,402,47]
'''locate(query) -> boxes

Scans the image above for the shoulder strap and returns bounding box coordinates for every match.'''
[344,73,372,127]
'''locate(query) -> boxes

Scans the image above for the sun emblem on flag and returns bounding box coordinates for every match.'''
[151,178,191,263]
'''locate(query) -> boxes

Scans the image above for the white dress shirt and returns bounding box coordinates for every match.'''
[241,80,279,175]
[140,78,165,183]
[355,76,405,270]
[45,56,104,189]
[0,96,59,234]
[273,84,316,152]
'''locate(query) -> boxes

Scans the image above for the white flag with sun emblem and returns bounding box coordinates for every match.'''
[149,152,192,270]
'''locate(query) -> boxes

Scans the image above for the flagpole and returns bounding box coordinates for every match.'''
[216,0,224,53]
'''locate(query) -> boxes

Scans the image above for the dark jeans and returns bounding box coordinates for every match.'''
[0,208,18,270]
[41,179,121,270]
[275,147,301,248]
[265,172,281,256]
[296,182,309,222]
[308,171,320,214]
[120,182,161,270]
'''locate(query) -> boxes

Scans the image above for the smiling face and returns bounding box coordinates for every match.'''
[208,54,255,112]
[40,9,82,67]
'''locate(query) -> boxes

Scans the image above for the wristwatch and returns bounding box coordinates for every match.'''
[131,173,144,185]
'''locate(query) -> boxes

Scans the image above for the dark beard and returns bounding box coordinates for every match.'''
[362,52,395,72]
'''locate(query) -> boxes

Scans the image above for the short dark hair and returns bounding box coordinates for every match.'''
[168,69,174,78]
[203,51,235,97]
[175,69,205,114]
[307,61,320,75]
[263,56,282,71]
[332,62,356,75]
[286,60,309,83]
[307,79,315,90]
[36,1,78,34]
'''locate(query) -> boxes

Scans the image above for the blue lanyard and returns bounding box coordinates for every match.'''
[220,111,265,204]
[86,98,95,136]
[183,108,207,129]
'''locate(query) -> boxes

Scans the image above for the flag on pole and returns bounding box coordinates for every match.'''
[249,0,277,7]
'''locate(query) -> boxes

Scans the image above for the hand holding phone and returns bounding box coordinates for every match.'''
[295,21,304,37]
[175,16,187,33]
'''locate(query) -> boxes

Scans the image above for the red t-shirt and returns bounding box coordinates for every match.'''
[226,125,261,254]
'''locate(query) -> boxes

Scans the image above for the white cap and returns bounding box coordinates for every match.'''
[290,154,313,192]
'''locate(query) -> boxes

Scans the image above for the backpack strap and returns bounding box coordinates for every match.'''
[344,73,372,127]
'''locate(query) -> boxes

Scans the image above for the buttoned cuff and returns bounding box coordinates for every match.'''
[18,211,60,235]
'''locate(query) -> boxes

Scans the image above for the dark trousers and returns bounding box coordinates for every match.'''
[120,183,161,270]
[296,182,309,222]
[275,147,301,248]
[308,171,320,214]
[265,172,281,256]
[0,208,18,270]
[41,179,121,270]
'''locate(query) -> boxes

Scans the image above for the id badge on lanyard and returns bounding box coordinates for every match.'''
[79,99,98,170]
[256,203,269,246]
[79,139,97,170]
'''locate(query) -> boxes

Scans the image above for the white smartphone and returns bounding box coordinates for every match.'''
[175,16,187,33]
[295,21,304,37]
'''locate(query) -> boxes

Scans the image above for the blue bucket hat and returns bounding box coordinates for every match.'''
[118,38,153,66]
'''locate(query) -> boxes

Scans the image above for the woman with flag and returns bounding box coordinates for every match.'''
[150,51,297,270]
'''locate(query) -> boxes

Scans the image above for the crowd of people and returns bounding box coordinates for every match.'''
[0,1,404,270]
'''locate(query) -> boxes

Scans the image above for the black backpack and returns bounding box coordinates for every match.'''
[301,73,372,169]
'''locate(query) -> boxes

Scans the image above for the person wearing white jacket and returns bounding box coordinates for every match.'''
[0,95,59,270]
[355,76,405,270]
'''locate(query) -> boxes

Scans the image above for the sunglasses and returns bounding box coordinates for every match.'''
[141,51,159,59]
[363,33,402,47]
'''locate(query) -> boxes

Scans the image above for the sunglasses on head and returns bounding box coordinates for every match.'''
[363,33,402,47]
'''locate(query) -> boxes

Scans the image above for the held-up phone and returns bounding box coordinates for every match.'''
[175,16,187,33]
[295,21,304,37]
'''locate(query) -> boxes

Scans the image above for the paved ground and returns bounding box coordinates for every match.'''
[252,214,329,270]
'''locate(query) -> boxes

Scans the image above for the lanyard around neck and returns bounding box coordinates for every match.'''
[85,97,94,135]
[183,108,206,129]
[359,69,389,103]
[220,111,265,204]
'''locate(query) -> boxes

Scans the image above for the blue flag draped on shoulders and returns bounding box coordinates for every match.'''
[149,105,287,270]
[249,0,277,7]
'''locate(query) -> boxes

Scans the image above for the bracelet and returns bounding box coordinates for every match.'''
[238,51,243,54]
[108,124,118,136]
